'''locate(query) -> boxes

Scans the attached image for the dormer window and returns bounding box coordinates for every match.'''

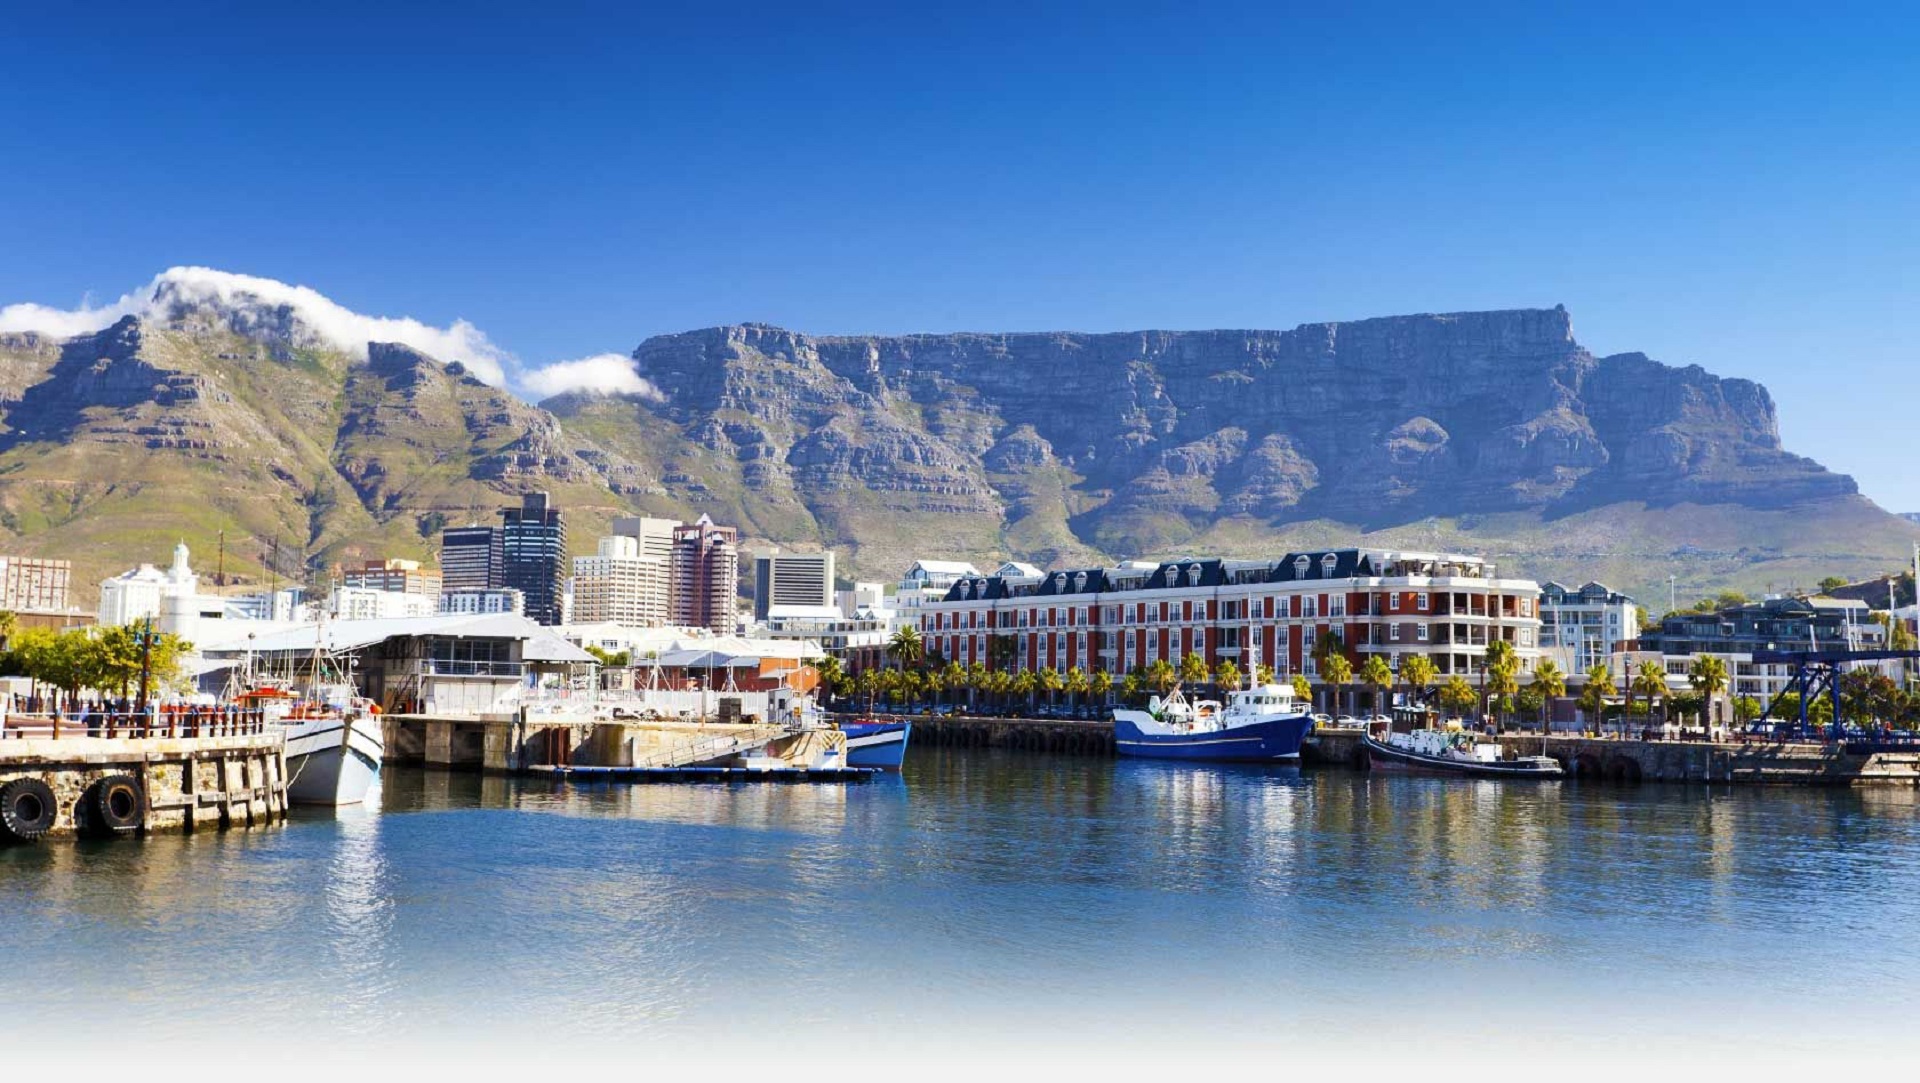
[1072,572,1087,592]
[1186,564,1202,586]
[1293,556,1310,577]
[1321,554,1338,576]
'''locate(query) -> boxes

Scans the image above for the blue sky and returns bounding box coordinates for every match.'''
[3,3,1917,507]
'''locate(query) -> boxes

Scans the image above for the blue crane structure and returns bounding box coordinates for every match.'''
[1751,648,1920,742]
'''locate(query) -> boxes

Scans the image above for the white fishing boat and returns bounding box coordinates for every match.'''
[230,617,386,806]
[1362,725,1563,778]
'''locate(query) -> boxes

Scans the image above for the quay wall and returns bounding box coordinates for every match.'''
[1307,728,1920,785]
[383,715,831,772]
[0,732,288,838]
[906,714,1115,756]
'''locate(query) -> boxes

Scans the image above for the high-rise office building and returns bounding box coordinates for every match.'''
[572,535,671,627]
[440,526,501,593]
[752,550,835,621]
[500,492,567,625]
[670,514,739,633]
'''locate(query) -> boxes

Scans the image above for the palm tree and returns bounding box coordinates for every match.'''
[1688,655,1730,733]
[965,661,987,712]
[940,660,965,711]
[1631,660,1668,733]
[1088,668,1113,707]
[854,668,879,714]
[1359,655,1393,715]
[1528,658,1566,736]
[1037,666,1064,709]
[1290,673,1312,704]
[887,625,925,672]
[1322,653,1353,717]
[1214,659,1242,692]
[1253,662,1275,686]
[1119,671,1142,703]
[0,609,16,653]
[1064,666,1090,712]
[1178,652,1209,687]
[1400,654,1437,707]
[1579,663,1617,734]
[1437,674,1478,718]
[1146,658,1178,697]
[1012,669,1040,713]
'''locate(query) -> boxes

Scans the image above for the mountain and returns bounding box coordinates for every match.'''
[3,285,1915,606]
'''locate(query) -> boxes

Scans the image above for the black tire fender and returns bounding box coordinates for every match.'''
[0,777,59,842]
[88,774,144,834]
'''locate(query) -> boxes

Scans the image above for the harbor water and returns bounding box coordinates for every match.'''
[4,748,1919,1067]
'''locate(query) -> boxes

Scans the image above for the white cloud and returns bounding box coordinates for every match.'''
[519,352,664,402]
[0,266,513,387]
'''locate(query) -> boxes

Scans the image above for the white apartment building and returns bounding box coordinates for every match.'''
[895,560,980,611]
[440,588,526,616]
[329,585,436,621]
[1537,581,1640,674]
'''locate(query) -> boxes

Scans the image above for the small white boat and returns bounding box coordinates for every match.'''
[1363,726,1563,778]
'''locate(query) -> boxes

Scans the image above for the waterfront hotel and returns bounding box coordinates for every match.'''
[914,549,1543,681]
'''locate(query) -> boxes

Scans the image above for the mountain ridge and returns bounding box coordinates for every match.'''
[2,294,1914,606]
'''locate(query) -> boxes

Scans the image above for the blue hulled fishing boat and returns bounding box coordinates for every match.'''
[839,719,912,769]
[1111,684,1313,762]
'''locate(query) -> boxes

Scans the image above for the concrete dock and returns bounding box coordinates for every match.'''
[1,722,288,839]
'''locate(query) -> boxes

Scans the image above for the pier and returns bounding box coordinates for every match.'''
[1,712,288,840]
[904,713,1116,756]
[382,714,851,774]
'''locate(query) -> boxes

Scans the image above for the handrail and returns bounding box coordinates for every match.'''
[0,707,273,740]
[632,726,786,768]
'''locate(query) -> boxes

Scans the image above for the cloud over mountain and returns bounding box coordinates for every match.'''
[0,267,515,387]
[520,352,664,401]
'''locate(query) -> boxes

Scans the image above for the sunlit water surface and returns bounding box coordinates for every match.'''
[4,749,1918,1063]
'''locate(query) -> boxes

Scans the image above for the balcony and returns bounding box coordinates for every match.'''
[425,659,527,678]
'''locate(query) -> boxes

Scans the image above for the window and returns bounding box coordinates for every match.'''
[1331,596,1345,617]
[1416,592,1429,612]
[1294,555,1310,577]
[1321,554,1338,576]
[1416,624,1429,642]
[1389,593,1401,612]
[1302,596,1317,619]
[1390,624,1401,641]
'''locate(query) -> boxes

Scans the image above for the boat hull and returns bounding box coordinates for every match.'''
[1362,734,1564,778]
[1113,712,1312,762]
[284,715,385,805]
[840,721,911,769]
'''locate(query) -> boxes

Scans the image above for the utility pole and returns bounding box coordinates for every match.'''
[216,528,226,588]
[134,616,155,715]
[1668,574,1677,616]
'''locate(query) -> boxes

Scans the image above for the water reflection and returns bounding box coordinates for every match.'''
[3,752,1918,1056]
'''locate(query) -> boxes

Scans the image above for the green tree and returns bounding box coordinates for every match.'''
[1064,666,1090,711]
[1322,653,1353,716]
[1631,660,1668,724]
[1359,655,1394,713]
[1688,654,1730,728]
[1310,630,1344,675]
[1012,669,1040,712]
[1578,664,1616,731]
[1146,659,1178,696]
[1400,654,1437,705]
[1089,668,1113,705]
[1530,659,1567,733]
[584,645,630,668]
[1483,641,1519,727]
[1119,671,1142,703]
[1733,695,1763,723]
[1290,673,1312,704]
[0,609,15,652]
[1437,674,1477,717]
[887,625,925,672]
[1514,683,1546,722]
[965,661,987,711]
[854,667,879,713]
[1179,652,1209,687]
[1253,662,1275,686]
[939,660,965,709]
[1037,666,1064,707]
[1214,659,1242,691]
[1817,576,1850,594]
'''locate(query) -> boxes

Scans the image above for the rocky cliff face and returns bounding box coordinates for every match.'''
[576,309,1859,575]
[0,300,1905,600]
